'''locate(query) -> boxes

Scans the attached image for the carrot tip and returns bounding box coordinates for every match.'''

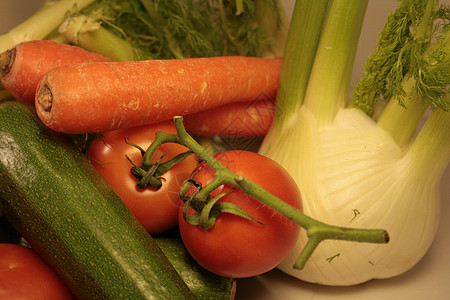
[37,85,53,112]
[0,48,15,78]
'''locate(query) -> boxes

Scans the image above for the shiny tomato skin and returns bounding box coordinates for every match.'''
[88,121,198,234]
[178,150,302,278]
[0,244,75,299]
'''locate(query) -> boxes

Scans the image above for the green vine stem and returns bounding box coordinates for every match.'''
[136,116,389,270]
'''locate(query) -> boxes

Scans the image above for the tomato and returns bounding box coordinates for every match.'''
[0,243,75,299]
[178,150,302,278]
[88,121,198,234]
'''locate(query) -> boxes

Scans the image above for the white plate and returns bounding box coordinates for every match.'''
[1,1,449,299]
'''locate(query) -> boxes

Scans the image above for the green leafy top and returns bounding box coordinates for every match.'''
[77,0,285,60]
[351,0,449,116]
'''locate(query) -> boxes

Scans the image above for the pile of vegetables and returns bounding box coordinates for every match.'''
[0,0,448,298]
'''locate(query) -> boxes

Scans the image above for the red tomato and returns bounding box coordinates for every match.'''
[88,121,198,234]
[0,243,75,299]
[178,150,302,278]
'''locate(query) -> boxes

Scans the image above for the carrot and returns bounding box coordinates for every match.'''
[35,56,282,134]
[1,40,279,137]
[0,40,113,105]
[183,98,276,137]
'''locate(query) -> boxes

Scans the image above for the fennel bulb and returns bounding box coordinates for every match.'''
[262,105,446,285]
[259,0,449,286]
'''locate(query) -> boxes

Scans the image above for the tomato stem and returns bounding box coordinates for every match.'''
[126,132,195,189]
[139,116,389,269]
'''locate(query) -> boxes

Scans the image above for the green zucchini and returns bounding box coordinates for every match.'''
[155,233,236,300]
[0,100,195,299]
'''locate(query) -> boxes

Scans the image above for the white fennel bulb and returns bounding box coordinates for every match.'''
[261,106,445,285]
[258,0,449,286]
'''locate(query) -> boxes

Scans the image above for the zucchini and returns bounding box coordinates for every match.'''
[0,100,195,299]
[155,233,236,300]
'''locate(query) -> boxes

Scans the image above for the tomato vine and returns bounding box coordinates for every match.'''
[130,116,390,270]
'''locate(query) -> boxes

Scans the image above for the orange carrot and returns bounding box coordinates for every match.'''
[35,56,282,134]
[183,98,276,137]
[1,40,278,137]
[0,40,113,105]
